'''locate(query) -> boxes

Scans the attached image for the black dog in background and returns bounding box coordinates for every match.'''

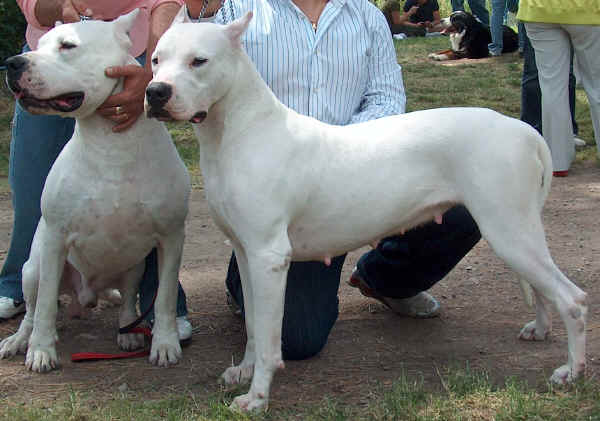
[429,11,519,61]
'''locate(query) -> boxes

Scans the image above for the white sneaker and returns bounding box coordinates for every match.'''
[574,136,586,147]
[0,297,26,320]
[176,316,192,341]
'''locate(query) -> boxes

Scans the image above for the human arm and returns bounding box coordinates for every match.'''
[396,6,421,27]
[96,1,182,132]
[349,11,406,124]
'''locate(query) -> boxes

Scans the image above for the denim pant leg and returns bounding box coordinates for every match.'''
[0,102,75,302]
[138,248,188,320]
[356,205,481,299]
[226,253,343,361]
[467,0,490,26]
[488,0,506,55]
[520,26,578,136]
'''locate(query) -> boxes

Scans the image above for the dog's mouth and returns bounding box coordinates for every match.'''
[441,25,458,34]
[190,111,207,124]
[15,90,85,113]
[147,107,175,122]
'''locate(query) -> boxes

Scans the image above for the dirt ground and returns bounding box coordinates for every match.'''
[0,161,599,411]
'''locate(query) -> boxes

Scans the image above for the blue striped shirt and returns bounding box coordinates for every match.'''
[205,0,406,125]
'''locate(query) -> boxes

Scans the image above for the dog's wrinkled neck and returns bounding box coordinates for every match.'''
[208,51,284,143]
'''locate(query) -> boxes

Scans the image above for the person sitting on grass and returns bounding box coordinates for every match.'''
[381,0,442,37]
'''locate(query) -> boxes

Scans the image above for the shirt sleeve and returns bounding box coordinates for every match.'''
[349,8,406,124]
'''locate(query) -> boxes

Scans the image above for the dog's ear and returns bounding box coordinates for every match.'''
[172,5,192,24]
[224,11,253,45]
[113,9,140,50]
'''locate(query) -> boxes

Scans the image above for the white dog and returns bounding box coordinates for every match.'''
[146,11,587,411]
[0,10,190,371]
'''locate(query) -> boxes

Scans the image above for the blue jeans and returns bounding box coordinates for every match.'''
[488,0,507,55]
[520,26,578,137]
[226,205,480,360]
[451,0,490,27]
[0,45,187,320]
[226,255,344,361]
[356,206,480,299]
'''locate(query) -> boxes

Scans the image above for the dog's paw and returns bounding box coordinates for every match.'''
[117,332,145,351]
[518,320,550,341]
[149,336,181,367]
[25,345,59,372]
[230,391,268,412]
[0,332,30,358]
[550,364,583,385]
[221,363,254,385]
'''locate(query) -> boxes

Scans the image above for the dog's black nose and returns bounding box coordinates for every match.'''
[146,82,172,108]
[5,55,28,80]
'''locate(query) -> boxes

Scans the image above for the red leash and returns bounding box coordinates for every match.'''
[71,290,158,363]
[71,327,152,362]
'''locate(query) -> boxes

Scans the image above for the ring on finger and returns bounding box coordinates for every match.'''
[115,105,123,115]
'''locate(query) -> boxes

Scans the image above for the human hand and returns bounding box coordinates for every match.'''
[96,65,153,132]
[407,5,419,16]
[36,0,104,26]
[60,0,91,22]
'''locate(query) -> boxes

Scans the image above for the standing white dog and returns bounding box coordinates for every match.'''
[146,11,587,411]
[0,11,190,371]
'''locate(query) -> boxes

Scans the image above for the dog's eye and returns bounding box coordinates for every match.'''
[191,58,207,68]
[59,42,77,50]
[152,57,158,65]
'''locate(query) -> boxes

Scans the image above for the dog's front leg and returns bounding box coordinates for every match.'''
[0,254,40,358]
[229,240,291,412]
[25,225,66,372]
[149,228,185,367]
[222,245,256,385]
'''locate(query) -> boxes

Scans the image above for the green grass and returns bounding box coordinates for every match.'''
[1,366,599,420]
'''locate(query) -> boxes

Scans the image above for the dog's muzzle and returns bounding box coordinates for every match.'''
[146,82,172,109]
[5,55,28,94]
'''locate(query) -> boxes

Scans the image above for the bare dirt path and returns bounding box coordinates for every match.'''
[0,161,599,410]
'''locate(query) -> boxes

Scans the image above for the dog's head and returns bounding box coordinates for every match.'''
[4,10,140,118]
[145,7,253,124]
[439,10,478,34]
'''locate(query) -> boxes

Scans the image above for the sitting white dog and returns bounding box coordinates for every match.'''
[146,11,587,411]
[0,10,190,371]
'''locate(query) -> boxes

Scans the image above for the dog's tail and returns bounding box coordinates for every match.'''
[535,129,553,211]
[519,128,553,308]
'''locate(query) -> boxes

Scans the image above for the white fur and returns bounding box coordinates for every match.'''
[148,13,587,411]
[0,10,191,371]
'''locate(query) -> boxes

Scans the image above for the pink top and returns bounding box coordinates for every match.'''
[17,0,183,56]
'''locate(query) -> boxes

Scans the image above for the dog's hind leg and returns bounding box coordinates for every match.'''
[476,209,587,384]
[0,241,41,359]
[149,227,185,367]
[519,289,552,341]
[222,244,256,386]
[117,263,146,351]
[228,235,291,412]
